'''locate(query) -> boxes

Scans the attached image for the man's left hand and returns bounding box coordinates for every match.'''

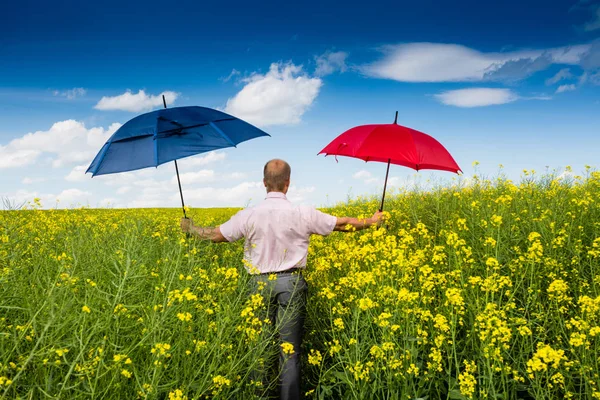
[180,218,193,234]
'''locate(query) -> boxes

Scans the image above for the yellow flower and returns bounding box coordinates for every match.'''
[177,312,192,322]
[485,257,499,269]
[151,343,172,358]
[211,375,231,395]
[358,297,376,310]
[281,342,295,355]
[459,360,477,398]
[0,376,13,386]
[547,279,570,303]
[121,369,132,378]
[168,389,188,400]
[82,305,91,313]
[370,345,384,359]
[527,343,567,375]
[445,288,465,308]
[491,215,503,227]
[308,349,322,365]
[375,312,392,327]
[569,332,588,348]
[55,348,69,357]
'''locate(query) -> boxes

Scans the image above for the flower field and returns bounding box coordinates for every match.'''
[1,169,600,399]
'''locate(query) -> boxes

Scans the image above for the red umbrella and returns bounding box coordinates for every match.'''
[318,112,461,211]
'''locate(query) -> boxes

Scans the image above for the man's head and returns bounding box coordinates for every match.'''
[263,159,291,193]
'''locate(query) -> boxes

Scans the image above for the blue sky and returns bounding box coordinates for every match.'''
[1,0,599,209]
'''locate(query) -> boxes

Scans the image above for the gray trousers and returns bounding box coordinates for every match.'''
[249,271,308,400]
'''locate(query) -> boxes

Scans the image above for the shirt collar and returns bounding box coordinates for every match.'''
[266,191,287,200]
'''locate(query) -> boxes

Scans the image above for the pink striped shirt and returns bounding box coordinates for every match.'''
[219,192,337,273]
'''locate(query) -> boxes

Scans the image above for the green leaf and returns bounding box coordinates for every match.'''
[448,389,468,400]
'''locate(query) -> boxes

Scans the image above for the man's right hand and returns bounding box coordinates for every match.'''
[334,211,388,232]
[371,211,385,226]
[180,218,193,234]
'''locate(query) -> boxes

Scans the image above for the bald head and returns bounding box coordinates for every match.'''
[263,159,291,192]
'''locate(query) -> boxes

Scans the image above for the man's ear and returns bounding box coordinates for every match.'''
[263,179,267,188]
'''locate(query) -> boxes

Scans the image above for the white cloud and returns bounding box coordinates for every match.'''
[127,199,167,208]
[580,41,600,71]
[0,149,41,168]
[98,198,118,208]
[353,170,372,180]
[287,185,316,203]
[352,170,388,185]
[65,165,89,182]
[351,168,410,188]
[556,84,577,93]
[53,87,87,99]
[434,88,520,108]
[171,169,215,185]
[94,90,178,112]
[169,169,247,186]
[557,170,574,180]
[224,62,322,127]
[545,68,574,85]
[361,42,590,83]
[226,172,247,180]
[92,168,167,188]
[178,151,226,168]
[220,69,241,82]
[116,186,131,195]
[0,120,119,169]
[133,179,169,188]
[314,51,348,77]
[365,177,382,185]
[56,189,91,205]
[180,181,264,206]
[584,6,600,31]
[22,177,46,184]
[3,188,91,209]
[387,177,402,186]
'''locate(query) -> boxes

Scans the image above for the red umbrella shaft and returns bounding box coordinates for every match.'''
[380,158,391,212]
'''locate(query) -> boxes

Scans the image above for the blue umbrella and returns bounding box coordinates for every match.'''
[87,97,270,217]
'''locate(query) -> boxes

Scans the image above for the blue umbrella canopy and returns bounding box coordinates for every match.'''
[86,106,270,176]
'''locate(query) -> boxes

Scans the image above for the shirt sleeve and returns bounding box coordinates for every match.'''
[306,207,337,236]
[219,210,247,242]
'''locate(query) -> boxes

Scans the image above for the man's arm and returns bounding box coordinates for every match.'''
[334,211,384,232]
[181,218,228,242]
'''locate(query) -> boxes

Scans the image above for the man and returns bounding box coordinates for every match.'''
[180,159,384,400]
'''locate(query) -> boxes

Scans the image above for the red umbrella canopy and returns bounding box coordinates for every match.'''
[318,122,461,174]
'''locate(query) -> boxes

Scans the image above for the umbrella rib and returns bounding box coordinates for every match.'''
[158,123,208,134]
[209,122,236,147]
[111,133,153,143]
[158,116,185,128]
[154,115,160,167]
[157,118,236,134]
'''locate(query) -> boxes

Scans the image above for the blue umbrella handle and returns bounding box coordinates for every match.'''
[174,158,187,219]
[163,94,188,219]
